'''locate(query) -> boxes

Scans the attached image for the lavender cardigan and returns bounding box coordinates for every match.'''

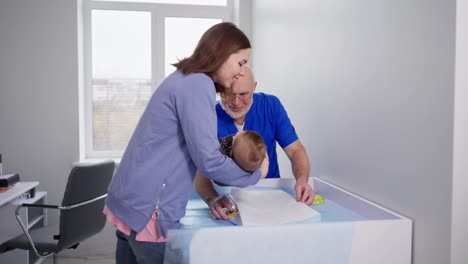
[105,70,261,235]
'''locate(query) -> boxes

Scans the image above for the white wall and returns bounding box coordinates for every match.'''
[0,0,119,259]
[451,0,468,263]
[251,1,455,264]
[0,0,90,259]
[0,0,80,221]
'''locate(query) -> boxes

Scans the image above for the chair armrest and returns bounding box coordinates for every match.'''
[57,193,107,210]
[20,203,59,209]
[11,193,108,258]
[19,193,107,211]
[14,205,54,258]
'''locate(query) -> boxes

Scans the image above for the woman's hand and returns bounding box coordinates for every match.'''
[207,196,234,220]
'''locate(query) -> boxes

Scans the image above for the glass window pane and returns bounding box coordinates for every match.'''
[91,10,152,151]
[165,17,221,76]
[92,10,151,79]
[93,0,227,6]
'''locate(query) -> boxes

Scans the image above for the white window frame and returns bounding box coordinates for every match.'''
[82,0,236,159]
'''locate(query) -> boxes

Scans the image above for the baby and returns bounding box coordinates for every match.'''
[218,130,267,172]
[196,130,266,187]
[212,130,266,187]
[193,131,267,216]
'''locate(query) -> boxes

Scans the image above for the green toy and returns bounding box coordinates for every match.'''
[312,194,325,205]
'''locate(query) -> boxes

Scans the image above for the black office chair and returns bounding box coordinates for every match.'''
[0,160,115,259]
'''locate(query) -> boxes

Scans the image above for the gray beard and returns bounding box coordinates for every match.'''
[220,96,254,120]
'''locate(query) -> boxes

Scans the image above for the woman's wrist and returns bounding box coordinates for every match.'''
[207,195,223,208]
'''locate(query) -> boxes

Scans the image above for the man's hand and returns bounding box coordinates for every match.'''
[294,178,314,205]
[207,196,235,220]
[283,140,312,204]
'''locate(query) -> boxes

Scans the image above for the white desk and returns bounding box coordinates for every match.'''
[164,177,412,264]
[0,182,48,264]
[0,181,38,206]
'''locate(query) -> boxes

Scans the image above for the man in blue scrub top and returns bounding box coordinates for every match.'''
[195,66,314,220]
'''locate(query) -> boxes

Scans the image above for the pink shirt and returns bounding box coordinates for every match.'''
[103,205,167,242]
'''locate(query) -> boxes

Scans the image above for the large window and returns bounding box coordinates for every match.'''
[83,0,234,158]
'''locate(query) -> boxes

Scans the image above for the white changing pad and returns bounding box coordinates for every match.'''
[230,187,320,226]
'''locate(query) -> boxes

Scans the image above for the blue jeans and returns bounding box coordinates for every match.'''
[115,230,166,264]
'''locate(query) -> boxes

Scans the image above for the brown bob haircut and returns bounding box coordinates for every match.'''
[172,22,251,93]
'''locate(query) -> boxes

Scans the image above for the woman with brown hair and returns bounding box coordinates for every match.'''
[104,22,269,264]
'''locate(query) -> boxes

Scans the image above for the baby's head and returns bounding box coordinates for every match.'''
[231,131,266,172]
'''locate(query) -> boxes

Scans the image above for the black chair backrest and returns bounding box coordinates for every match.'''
[56,160,115,251]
